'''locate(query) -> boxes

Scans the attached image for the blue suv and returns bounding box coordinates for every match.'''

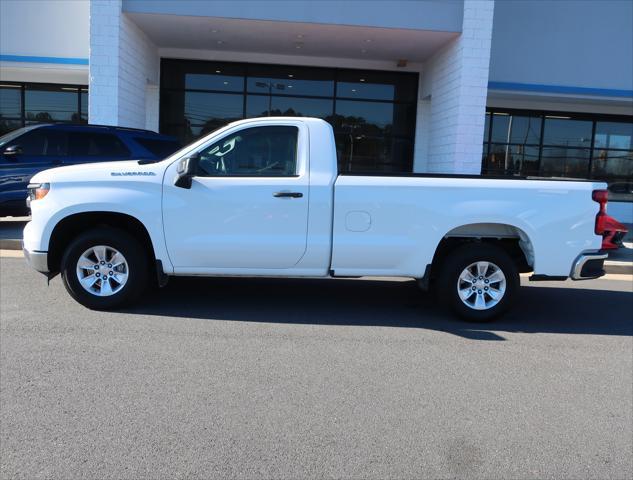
[0,124,180,216]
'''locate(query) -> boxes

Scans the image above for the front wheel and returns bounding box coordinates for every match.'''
[61,227,149,310]
[437,243,519,322]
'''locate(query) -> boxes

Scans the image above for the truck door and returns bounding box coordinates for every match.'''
[162,124,310,270]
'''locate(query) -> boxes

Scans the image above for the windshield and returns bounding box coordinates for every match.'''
[0,125,42,148]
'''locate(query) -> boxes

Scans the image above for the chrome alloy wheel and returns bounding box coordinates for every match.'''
[457,261,506,311]
[75,245,129,297]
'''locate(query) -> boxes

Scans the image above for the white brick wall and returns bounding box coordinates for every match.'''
[417,0,494,174]
[89,0,159,129]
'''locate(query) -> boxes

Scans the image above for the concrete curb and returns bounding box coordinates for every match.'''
[604,261,633,276]
[0,239,21,250]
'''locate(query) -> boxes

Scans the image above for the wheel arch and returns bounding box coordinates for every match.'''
[430,222,535,278]
[47,211,157,274]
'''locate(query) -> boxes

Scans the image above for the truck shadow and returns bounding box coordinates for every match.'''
[124,277,633,341]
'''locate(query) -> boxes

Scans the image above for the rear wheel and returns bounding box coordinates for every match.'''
[61,227,148,309]
[437,243,519,322]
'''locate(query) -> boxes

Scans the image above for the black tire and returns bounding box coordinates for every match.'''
[437,243,519,322]
[60,227,149,310]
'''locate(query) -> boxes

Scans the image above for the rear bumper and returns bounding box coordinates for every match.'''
[23,245,49,274]
[570,251,608,280]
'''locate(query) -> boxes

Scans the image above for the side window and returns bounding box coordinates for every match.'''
[68,132,131,158]
[197,126,298,177]
[11,129,67,157]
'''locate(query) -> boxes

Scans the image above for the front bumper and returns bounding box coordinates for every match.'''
[23,245,49,274]
[570,251,608,280]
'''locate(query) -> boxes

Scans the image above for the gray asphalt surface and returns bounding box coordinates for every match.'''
[1,256,632,479]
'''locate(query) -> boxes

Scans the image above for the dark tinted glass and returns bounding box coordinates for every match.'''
[491,113,542,144]
[336,70,417,102]
[67,132,130,157]
[542,117,593,147]
[334,100,394,136]
[134,137,181,157]
[247,65,334,97]
[14,128,67,156]
[25,86,78,122]
[185,73,244,92]
[80,89,88,121]
[594,121,632,150]
[0,119,22,136]
[184,91,243,128]
[540,147,590,178]
[0,87,21,117]
[591,149,633,179]
[486,144,540,176]
[197,126,298,177]
[161,60,246,90]
[246,95,333,119]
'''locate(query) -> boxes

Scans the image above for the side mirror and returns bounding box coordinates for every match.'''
[3,145,22,160]
[174,153,200,189]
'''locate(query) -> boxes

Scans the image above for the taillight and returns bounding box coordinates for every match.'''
[592,188,628,249]
[592,189,608,216]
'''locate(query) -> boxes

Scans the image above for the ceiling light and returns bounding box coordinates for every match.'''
[288,85,293,88]
[288,74,294,78]
[365,39,372,43]
[294,42,303,49]
[361,49,367,54]
[216,40,224,45]
[215,70,221,74]
[210,29,219,33]
[296,34,304,39]
[359,78,365,82]
[351,89,356,92]
[223,81,228,85]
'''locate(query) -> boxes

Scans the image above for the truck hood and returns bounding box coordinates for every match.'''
[30,160,167,184]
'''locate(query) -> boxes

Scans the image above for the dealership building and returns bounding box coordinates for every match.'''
[1,0,632,221]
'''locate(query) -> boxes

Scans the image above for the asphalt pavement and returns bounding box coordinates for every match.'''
[1,256,632,479]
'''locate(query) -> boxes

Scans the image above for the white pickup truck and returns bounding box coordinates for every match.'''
[23,117,612,321]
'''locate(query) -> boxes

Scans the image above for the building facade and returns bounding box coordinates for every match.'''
[1,0,632,221]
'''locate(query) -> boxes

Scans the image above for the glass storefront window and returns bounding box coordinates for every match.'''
[594,121,633,150]
[0,82,86,135]
[483,109,633,202]
[490,113,542,145]
[25,86,79,122]
[542,117,593,147]
[160,59,418,173]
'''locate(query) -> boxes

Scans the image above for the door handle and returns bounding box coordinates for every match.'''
[273,191,303,198]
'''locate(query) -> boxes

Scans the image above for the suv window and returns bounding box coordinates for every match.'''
[12,129,67,157]
[68,132,131,158]
[197,126,298,177]
[134,137,180,158]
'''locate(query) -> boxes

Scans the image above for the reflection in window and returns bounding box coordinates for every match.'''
[542,117,592,147]
[25,86,79,122]
[185,73,244,92]
[540,147,591,178]
[197,126,298,177]
[246,95,333,119]
[160,59,419,173]
[594,121,632,150]
[490,113,541,145]
[0,83,87,135]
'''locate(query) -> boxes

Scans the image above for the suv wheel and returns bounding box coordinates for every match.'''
[61,227,148,309]
[437,243,519,322]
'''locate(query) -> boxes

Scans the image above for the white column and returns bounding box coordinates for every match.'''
[89,0,159,129]
[417,0,494,174]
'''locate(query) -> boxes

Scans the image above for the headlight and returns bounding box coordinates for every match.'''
[27,183,50,202]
